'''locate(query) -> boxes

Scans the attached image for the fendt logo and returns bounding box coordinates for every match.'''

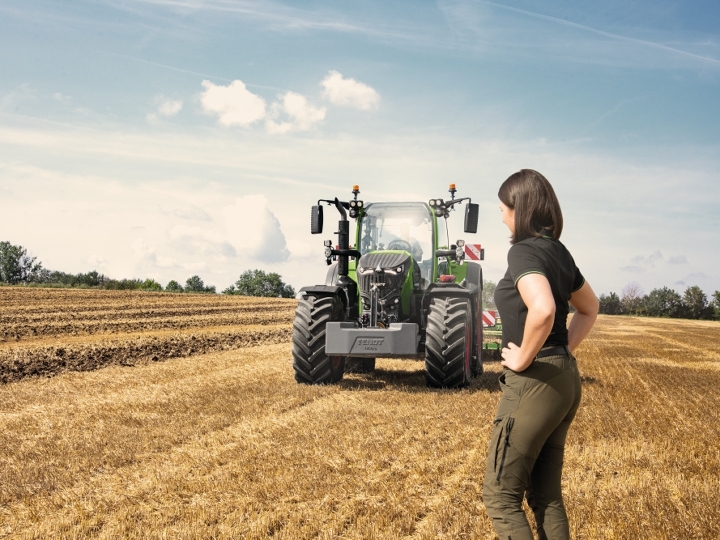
[357,338,384,346]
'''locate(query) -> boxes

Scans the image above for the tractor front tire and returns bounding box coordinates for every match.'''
[292,295,346,384]
[425,297,473,388]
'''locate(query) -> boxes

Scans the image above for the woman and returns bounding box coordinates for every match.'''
[482,169,598,540]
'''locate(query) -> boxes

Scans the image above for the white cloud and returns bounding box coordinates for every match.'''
[146,96,183,123]
[166,224,236,258]
[222,195,290,263]
[267,91,326,133]
[321,70,380,110]
[158,98,183,116]
[87,254,107,267]
[200,80,266,126]
[667,255,688,265]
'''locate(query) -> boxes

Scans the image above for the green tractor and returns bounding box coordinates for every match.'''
[292,184,486,388]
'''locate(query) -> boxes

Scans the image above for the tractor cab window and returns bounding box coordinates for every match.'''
[359,203,434,285]
[437,215,449,249]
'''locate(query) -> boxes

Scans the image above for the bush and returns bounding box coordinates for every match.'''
[225,269,295,298]
[184,275,216,294]
[140,279,163,292]
[104,278,144,290]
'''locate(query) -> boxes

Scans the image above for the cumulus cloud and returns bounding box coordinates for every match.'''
[266,92,326,133]
[166,224,236,258]
[321,70,380,110]
[147,96,184,123]
[222,195,290,263]
[667,255,688,264]
[200,80,266,126]
[161,204,212,221]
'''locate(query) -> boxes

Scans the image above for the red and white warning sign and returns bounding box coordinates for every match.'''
[465,243,484,260]
[482,310,497,328]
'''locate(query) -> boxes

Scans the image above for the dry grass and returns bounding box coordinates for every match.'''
[1,289,719,539]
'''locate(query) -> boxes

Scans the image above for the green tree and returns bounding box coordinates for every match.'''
[598,292,623,315]
[165,280,184,292]
[683,285,711,320]
[185,275,206,292]
[482,279,497,309]
[228,269,296,298]
[184,275,216,294]
[0,241,45,284]
[140,278,163,292]
[645,287,683,318]
[712,291,720,321]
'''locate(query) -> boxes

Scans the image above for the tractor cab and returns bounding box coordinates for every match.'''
[358,202,443,289]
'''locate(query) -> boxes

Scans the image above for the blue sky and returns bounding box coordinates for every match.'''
[1,0,719,296]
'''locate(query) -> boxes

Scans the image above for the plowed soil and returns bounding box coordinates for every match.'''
[0,288,294,383]
[1,288,719,539]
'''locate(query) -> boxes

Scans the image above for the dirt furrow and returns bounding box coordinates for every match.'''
[0,325,292,383]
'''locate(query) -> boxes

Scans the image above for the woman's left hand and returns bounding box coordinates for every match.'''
[500,342,529,372]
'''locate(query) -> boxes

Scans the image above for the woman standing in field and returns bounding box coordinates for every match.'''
[482,169,599,540]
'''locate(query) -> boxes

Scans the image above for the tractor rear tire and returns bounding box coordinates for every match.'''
[425,297,472,388]
[346,357,376,373]
[292,295,346,384]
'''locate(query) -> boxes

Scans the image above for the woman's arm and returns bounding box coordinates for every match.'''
[568,281,599,352]
[501,273,555,372]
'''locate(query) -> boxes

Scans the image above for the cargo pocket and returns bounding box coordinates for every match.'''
[494,416,515,482]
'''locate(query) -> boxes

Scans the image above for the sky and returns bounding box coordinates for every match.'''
[1,0,719,296]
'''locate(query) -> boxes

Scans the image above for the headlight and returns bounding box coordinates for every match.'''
[396,266,403,273]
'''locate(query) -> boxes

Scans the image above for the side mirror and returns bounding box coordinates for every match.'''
[464,203,479,234]
[311,205,323,234]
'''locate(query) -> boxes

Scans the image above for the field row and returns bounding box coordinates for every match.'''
[0,309,294,342]
[0,288,296,383]
[0,288,289,313]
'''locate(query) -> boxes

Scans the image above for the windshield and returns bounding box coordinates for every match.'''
[359,202,434,284]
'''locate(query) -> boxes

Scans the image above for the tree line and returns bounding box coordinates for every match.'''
[599,282,720,321]
[0,241,295,298]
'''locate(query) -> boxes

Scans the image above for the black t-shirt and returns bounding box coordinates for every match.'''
[494,236,585,348]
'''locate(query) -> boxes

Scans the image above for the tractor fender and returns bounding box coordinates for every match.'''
[299,285,349,311]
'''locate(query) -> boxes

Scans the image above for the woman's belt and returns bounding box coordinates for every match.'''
[536,345,570,359]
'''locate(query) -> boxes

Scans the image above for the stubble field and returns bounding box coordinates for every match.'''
[1,287,719,539]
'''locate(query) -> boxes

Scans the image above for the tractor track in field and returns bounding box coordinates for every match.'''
[0,288,296,384]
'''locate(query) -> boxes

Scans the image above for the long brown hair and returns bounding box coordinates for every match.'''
[498,169,563,244]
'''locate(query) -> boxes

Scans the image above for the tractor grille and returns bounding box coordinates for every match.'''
[358,252,413,316]
[357,252,412,295]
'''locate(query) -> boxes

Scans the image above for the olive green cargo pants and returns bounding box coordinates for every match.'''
[482,352,582,540]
